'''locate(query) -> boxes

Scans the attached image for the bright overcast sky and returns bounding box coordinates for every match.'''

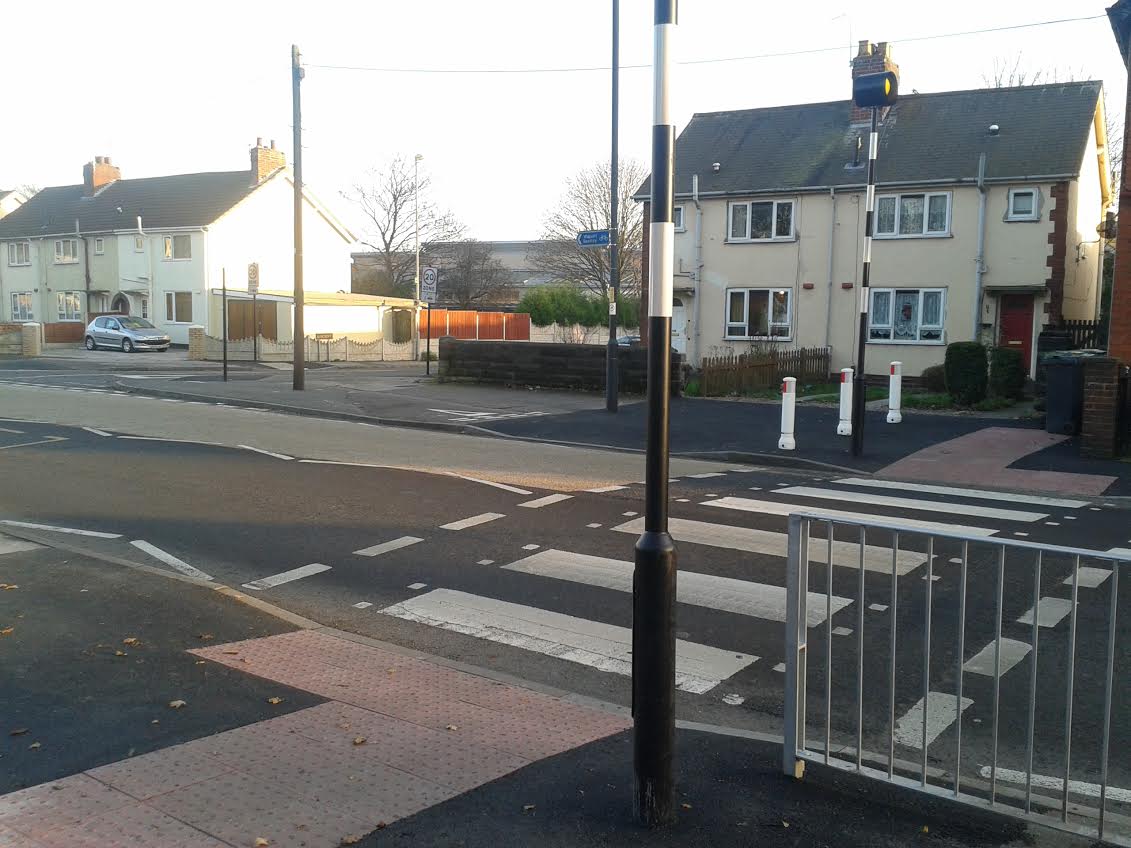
[1,1,1121,242]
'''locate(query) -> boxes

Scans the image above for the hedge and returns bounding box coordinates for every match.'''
[944,341,988,405]
[920,363,947,393]
[515,286,639,329]
[989,346,1026,399]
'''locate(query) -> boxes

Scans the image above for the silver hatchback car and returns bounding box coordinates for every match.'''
[84,316,171,352]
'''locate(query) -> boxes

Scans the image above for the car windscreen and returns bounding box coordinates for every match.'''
[119,318,156,329]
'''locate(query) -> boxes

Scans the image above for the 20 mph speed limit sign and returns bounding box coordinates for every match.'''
[421,267,438,303]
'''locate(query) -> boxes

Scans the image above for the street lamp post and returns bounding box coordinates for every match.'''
[633,0,677,828]
[414,153,423,360]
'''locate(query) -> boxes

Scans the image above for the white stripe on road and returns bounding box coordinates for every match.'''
[117,436,222,446]
[242,563,331,590]
[443,472,532,495]
[130,540,213,581]
[1064,566,1111,588]
[298,459,393,469]
[612,516,924,575]
[962,638,1031,677]
[585,485,627,493]
[237,444,294,461]
[0,427,24,434]
[353,536,424,557]
[1017,597,1074,628]
[776,486,1047,523]
[501,548,852,625]
[440,513,505,531]
[686,472,726,479]
[701,497,999,538]
[834,478,1089,509]
[0,437,67,450]
[379,588,755,694]
[81,427,113,437]
[518,494,574,509]
[0,520,120,539]
[978,766,1131,804]
[893,692,973,749]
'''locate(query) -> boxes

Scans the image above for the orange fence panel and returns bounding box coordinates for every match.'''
[478,312,504,340]
[419,308,448,336]
[447,310,479,339]
[504,313,531,340]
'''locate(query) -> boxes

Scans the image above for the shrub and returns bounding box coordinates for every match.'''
[944,341,988,405]
[516,287,605,328]
[989,347,1026,400]
[920,363,947,393]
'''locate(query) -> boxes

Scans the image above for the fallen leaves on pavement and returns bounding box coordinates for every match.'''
[340,836,362,845]
[0,627,13,637]
[28,742,41,750]
[122,637,140,646]
[352,736,366,746]
[9,728,29,736]
[254,839,269,847]
[222,649,240,655]
[168,700,187,709]
[198,633,214,641]
[522,804,536,812]
[445,724,458,731]
[267,697,284,705]
[115,650,128,657]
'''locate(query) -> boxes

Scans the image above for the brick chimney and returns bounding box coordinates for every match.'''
[82,156,121,196]
[250,138,286,183]
[850,40,899,124]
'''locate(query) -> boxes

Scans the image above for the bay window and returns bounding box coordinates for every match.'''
[869,288,945,343]
[725,288,792,339]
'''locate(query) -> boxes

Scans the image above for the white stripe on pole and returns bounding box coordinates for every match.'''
[887,361,903,423]
[859,286,869,314]
[778,377,796,450]
[649,223,674,317]
[652,25,673,123]
[869,131,879,159]
[837,368,853,436]
[862,237,872,264]
[865,184,875,212]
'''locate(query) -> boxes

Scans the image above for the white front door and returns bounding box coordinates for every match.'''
[671,298,688,355]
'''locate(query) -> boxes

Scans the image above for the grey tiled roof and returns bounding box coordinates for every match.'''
[0,170,266,238]
[634,82,1102,199]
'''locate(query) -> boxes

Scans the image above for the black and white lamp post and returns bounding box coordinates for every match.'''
[850,70,898,457]
[633,0,677,828]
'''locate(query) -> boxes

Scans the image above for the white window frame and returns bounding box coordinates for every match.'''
[134,235,145,253]
[94,238,105,255]
[10,292,34,322]
[724,288,793,341]
[56,291,83,321]
[54,238,79,264]
[162,234,191,261]
[727,199,795,242]
[7,241,30,266]
[868,287,946,345]
[165,291,193,323]
[673,205,685,232]
[1006,187,1041,222]
[874,192,951,238]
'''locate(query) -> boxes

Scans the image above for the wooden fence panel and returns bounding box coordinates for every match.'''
[700,347,830,396]
[504,313,531,340]
[1062,319,1107,350]
[478,312,505,340]
[447,310,479,340]
[419,308,448,336]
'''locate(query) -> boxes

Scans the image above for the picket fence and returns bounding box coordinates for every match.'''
[700,347,831,396]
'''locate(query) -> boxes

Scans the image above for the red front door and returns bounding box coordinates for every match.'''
[999,294,1034,373]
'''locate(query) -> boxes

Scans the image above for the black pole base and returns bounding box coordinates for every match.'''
[606,335,619,413]
[632,529,677,827]
[850,373,867,457]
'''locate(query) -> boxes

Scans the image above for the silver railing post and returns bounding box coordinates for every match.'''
[1062,555,1080,822]
[1098,563,1119,841]
[783,515,809,777]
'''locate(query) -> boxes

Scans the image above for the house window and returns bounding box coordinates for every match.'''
[727,200,794,242]
[673,205,685,231]
[141,297,149,319]
[724,288,792,339]
[54,238,79,263]
[7,242,30,266]
[10,292,34,321]
[1006,187,1040,221]
[163,234,191,260]
[869,288,946,343]
[57,291,83,321]
[94,238,105,255]
[165,291,193,323]
[134,235,145,252]
[875,192,950,237]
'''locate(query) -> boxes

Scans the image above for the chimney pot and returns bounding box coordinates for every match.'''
[270,139,276,150]
[256,136,263,147]
[83,156,122,196]
[857,40,873,57]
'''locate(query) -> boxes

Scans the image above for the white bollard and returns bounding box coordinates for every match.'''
[836,367,853,436]
[779,377,797,450]
[887,361,903,423]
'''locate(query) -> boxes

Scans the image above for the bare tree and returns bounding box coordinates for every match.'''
[433,241,512,308]
[528,160,646,299]
[346,156,464,299]
[980,55,1083,88]
[15,184,40,199]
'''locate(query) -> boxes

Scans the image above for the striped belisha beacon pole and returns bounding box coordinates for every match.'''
[633,0,678,828]
[850,70,898,457]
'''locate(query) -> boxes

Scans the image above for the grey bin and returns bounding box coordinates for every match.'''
[1041,350,1103,435]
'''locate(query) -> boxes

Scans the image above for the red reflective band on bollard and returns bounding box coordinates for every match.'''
[890,364,896,375]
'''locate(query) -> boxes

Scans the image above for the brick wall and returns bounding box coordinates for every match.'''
[0,323,22,356]
[19,323,41,356]
[849,41,899,124]
[1044,182,1070,324]
[187,325,206,360]
[1081,357,1121,458]
[1109,76,1131,363]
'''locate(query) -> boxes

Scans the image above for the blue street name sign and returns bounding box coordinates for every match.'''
[577,229,612,248]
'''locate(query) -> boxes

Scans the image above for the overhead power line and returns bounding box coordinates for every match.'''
[305,13,1106,75]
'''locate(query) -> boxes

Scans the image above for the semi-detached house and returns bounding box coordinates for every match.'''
[636,41,1112,378]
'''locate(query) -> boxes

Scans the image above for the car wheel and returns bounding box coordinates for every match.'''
[85,336,96,351]
[122,338,134,353]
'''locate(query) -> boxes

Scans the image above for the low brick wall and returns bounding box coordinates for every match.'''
[0,323,21,356]
[438,337,683,395]
[1081,357,1124,458]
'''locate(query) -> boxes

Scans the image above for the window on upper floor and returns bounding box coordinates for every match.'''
[7,242,30,266]
[163,234,191,260]
[94,238,105,255]
[869,288,946,344]
[10,292,34,321]
[727,200,794,242]
[724,288,792,340]
[673,205,685,231]
[134,235,145,252]
[1006,187,1041,222]
[875,192,950,237]
[54,239,79,263]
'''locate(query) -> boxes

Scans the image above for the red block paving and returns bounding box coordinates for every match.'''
[0,630,629,848]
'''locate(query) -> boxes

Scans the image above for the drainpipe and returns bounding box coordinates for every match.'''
[973,152,987,342]
[691,174,703,364]
[824,187,837,349]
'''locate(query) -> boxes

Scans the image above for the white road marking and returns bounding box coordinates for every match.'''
[1017,597,1074,628]
[701,496,998,538]
[476,559,495,565]
[722,694,745,706]
[298,459,393,469]
[1013,532,1029,537]
[834,477,1089,509]
[0,534,41,555]
[686,472,725,479]
[587,522,603,528]
[237,445,294,461]
[353,536,424,557]
[676,498,690,503]
[0,427,24,434]
[502,548,852,625]
[1045,522,1060,526]
[0,520,120,539]
[522,544,540,551]
[443,472,532,495]
[962,638,1032,677]
[622,511,638,517]
[379,588,755,694]
[585,485,626,493]
[518,494,574,509]
[773,663,786,673]
[243,563,331,590]
[893,692,973,749]
[776,486,1047,523]
[81,427,113,437]
[1064,566,1111,588]
[979,767,1131,804]
[832,626,853,636]
[0,436,68,450]
[407,583,427,590]
[868,603,888,612]
[117,436,222,446]
[129,540,213,581]
[441,513,505,531]
[613,516,924,574]
[353,602,373,609]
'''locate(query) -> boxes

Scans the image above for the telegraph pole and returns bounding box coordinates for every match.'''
[633,0,677,827]
[292,44,306,391]
[605,0,620,413]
